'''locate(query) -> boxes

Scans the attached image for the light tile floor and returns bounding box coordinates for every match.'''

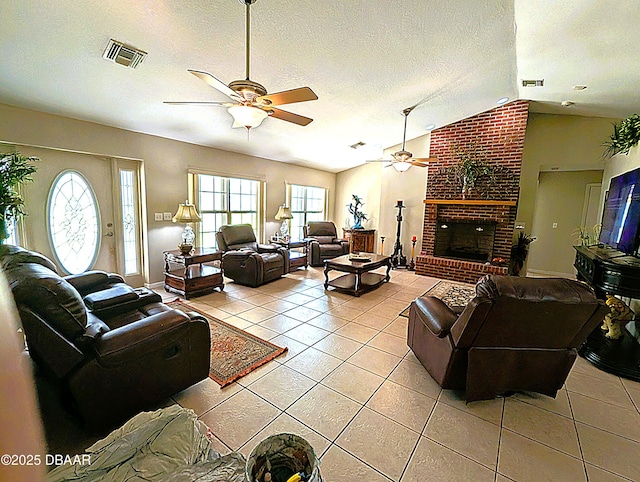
[166,267,640,481]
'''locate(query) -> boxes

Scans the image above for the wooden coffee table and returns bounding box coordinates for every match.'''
[324,253,392,297]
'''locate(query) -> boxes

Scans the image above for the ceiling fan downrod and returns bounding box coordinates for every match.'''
[241,0,258,81]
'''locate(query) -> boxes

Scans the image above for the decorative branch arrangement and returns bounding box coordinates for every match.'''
[603,114,640,158]
[450,142,496,199]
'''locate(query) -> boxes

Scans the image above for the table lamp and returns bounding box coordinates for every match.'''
[274,204,293,240]
[172,201,202,254]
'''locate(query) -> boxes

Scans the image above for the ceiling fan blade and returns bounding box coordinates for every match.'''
[163,101,233,106]
[188,70,242,101]
[268,108,313,126]
[411,157,438,163]
[257,87,318,106]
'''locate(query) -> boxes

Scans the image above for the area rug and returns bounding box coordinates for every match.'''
[168,300,287,387]
[399,280,476,317]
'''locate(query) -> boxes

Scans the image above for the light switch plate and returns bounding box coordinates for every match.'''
[154,212,163,221]
[163,212,173,221]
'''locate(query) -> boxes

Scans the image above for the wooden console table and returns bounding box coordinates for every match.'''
[574,245,640,381]
[163,247,224,299]
[343,229,376,253]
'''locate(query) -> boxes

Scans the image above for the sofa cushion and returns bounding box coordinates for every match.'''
[307,222,338,237]
[7,262,87,340]
[219,224,257,246]
[319,244,345,255]
[313,236,335,244]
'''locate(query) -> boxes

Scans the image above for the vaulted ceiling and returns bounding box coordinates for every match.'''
[1,1,638,173]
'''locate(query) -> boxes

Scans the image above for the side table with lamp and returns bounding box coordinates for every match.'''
[165,201,224,299]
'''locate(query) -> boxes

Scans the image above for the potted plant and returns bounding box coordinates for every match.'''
[510,232,536,276]
[451,143,495,198]
[0,152,38,243]
[603,114,640,158]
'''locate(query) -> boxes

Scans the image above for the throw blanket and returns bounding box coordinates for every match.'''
[47,405,246,482]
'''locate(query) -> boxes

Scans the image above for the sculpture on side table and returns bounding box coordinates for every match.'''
[348,194,368,229]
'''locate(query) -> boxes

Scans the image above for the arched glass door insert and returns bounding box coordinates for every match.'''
[47,170,100,274]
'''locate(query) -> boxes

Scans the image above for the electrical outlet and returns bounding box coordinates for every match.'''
[154,213,163,221]
[163,212,173,221]
[552,222,558,228]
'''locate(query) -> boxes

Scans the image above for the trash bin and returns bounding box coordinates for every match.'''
[246,433,322,482]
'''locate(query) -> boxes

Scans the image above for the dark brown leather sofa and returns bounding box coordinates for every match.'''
[216,224,289,287]
[408,275,607,401]
[0,245,210,428]
[303,221,350,266]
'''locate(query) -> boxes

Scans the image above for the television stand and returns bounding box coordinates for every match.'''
[574,245,640,381]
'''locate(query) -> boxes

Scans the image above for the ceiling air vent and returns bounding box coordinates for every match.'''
[350,141,366,150]
[521,79,544,87]
[103,39,147,69]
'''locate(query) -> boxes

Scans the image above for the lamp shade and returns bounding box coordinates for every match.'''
[172,201,202,223]
[392,161,412,173]
[274,205,293,220]
[228,105,268,129]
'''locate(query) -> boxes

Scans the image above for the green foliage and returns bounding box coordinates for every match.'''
[573,224,602,247]
[603,114,640,158]
[449,142,495,197]
[0,152,39,228]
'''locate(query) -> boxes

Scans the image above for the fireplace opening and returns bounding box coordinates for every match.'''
[434,220,497,262]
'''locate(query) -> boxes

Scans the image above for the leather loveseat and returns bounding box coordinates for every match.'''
[0,245,211,428]
[216,224,289,287]
[408,275,607,401]
[303,221,350,266]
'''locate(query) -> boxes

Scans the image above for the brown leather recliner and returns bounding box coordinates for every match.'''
[408,275,608,402]
[216,224,289,287]
[0,245,211,428]
[304,221,350,266]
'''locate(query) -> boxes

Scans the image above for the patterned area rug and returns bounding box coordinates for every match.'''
[169,301,287,387]
[399,280,476,317]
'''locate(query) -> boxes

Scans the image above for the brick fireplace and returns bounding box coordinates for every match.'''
[416,100,529,284]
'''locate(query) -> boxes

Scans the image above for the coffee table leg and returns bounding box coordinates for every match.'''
[324,264,330,289]
[354,272,361,296]
[385,260,392,282]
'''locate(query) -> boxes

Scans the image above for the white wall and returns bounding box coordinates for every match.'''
[335,133,430,258]
[0,103,336,283]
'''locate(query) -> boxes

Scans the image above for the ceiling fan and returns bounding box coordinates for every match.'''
[366,106,437,172]
[164,0,317,130]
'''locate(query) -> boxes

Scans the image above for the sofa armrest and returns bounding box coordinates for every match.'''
[257,243,279,253]
[92,309,198,364]
[65,271,125,296]
[412,296,458,338]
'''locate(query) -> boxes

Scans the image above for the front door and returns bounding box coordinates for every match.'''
[19,147,145,287]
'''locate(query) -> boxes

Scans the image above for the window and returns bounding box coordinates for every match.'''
[289,184,327,241]
[47,171,100,274]
[196,174,260,248]
[119,169,138,275]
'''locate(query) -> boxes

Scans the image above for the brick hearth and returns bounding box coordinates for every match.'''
[416,100,529,283]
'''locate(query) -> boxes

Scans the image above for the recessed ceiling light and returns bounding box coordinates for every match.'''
[425,124,436,131]
[561,100,575,107]
[573,85,587,90]
[521,79,544,87]
[496,97,509,105]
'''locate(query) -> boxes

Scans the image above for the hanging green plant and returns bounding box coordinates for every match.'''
[0,152,39,242]
[603,114,640,158]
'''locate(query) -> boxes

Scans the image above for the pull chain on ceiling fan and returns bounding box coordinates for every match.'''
[366,105,438,172]
[164,0,317,130]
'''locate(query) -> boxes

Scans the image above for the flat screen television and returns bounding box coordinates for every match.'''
[598,166,640,255]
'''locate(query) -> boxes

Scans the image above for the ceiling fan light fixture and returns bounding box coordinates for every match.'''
[392,161,412,173]
[228,105,268,129]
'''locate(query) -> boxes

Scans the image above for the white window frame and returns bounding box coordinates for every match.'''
[190,170,265,248]
[286,183,329,241]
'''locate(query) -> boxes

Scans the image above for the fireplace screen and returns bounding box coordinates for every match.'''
[434,220,497,262]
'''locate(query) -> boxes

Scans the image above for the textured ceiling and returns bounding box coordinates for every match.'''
[1,1,638,173]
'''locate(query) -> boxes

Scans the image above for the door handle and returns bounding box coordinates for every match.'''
[104,231,114,237]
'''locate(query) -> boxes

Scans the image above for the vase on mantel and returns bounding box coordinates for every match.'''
[461,176,469,200]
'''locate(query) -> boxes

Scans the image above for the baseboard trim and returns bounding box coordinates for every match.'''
[526,268,576,279]
[145,281,164,290]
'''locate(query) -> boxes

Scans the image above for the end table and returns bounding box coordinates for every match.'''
[271,238,309,271]
[163,247,224,299]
